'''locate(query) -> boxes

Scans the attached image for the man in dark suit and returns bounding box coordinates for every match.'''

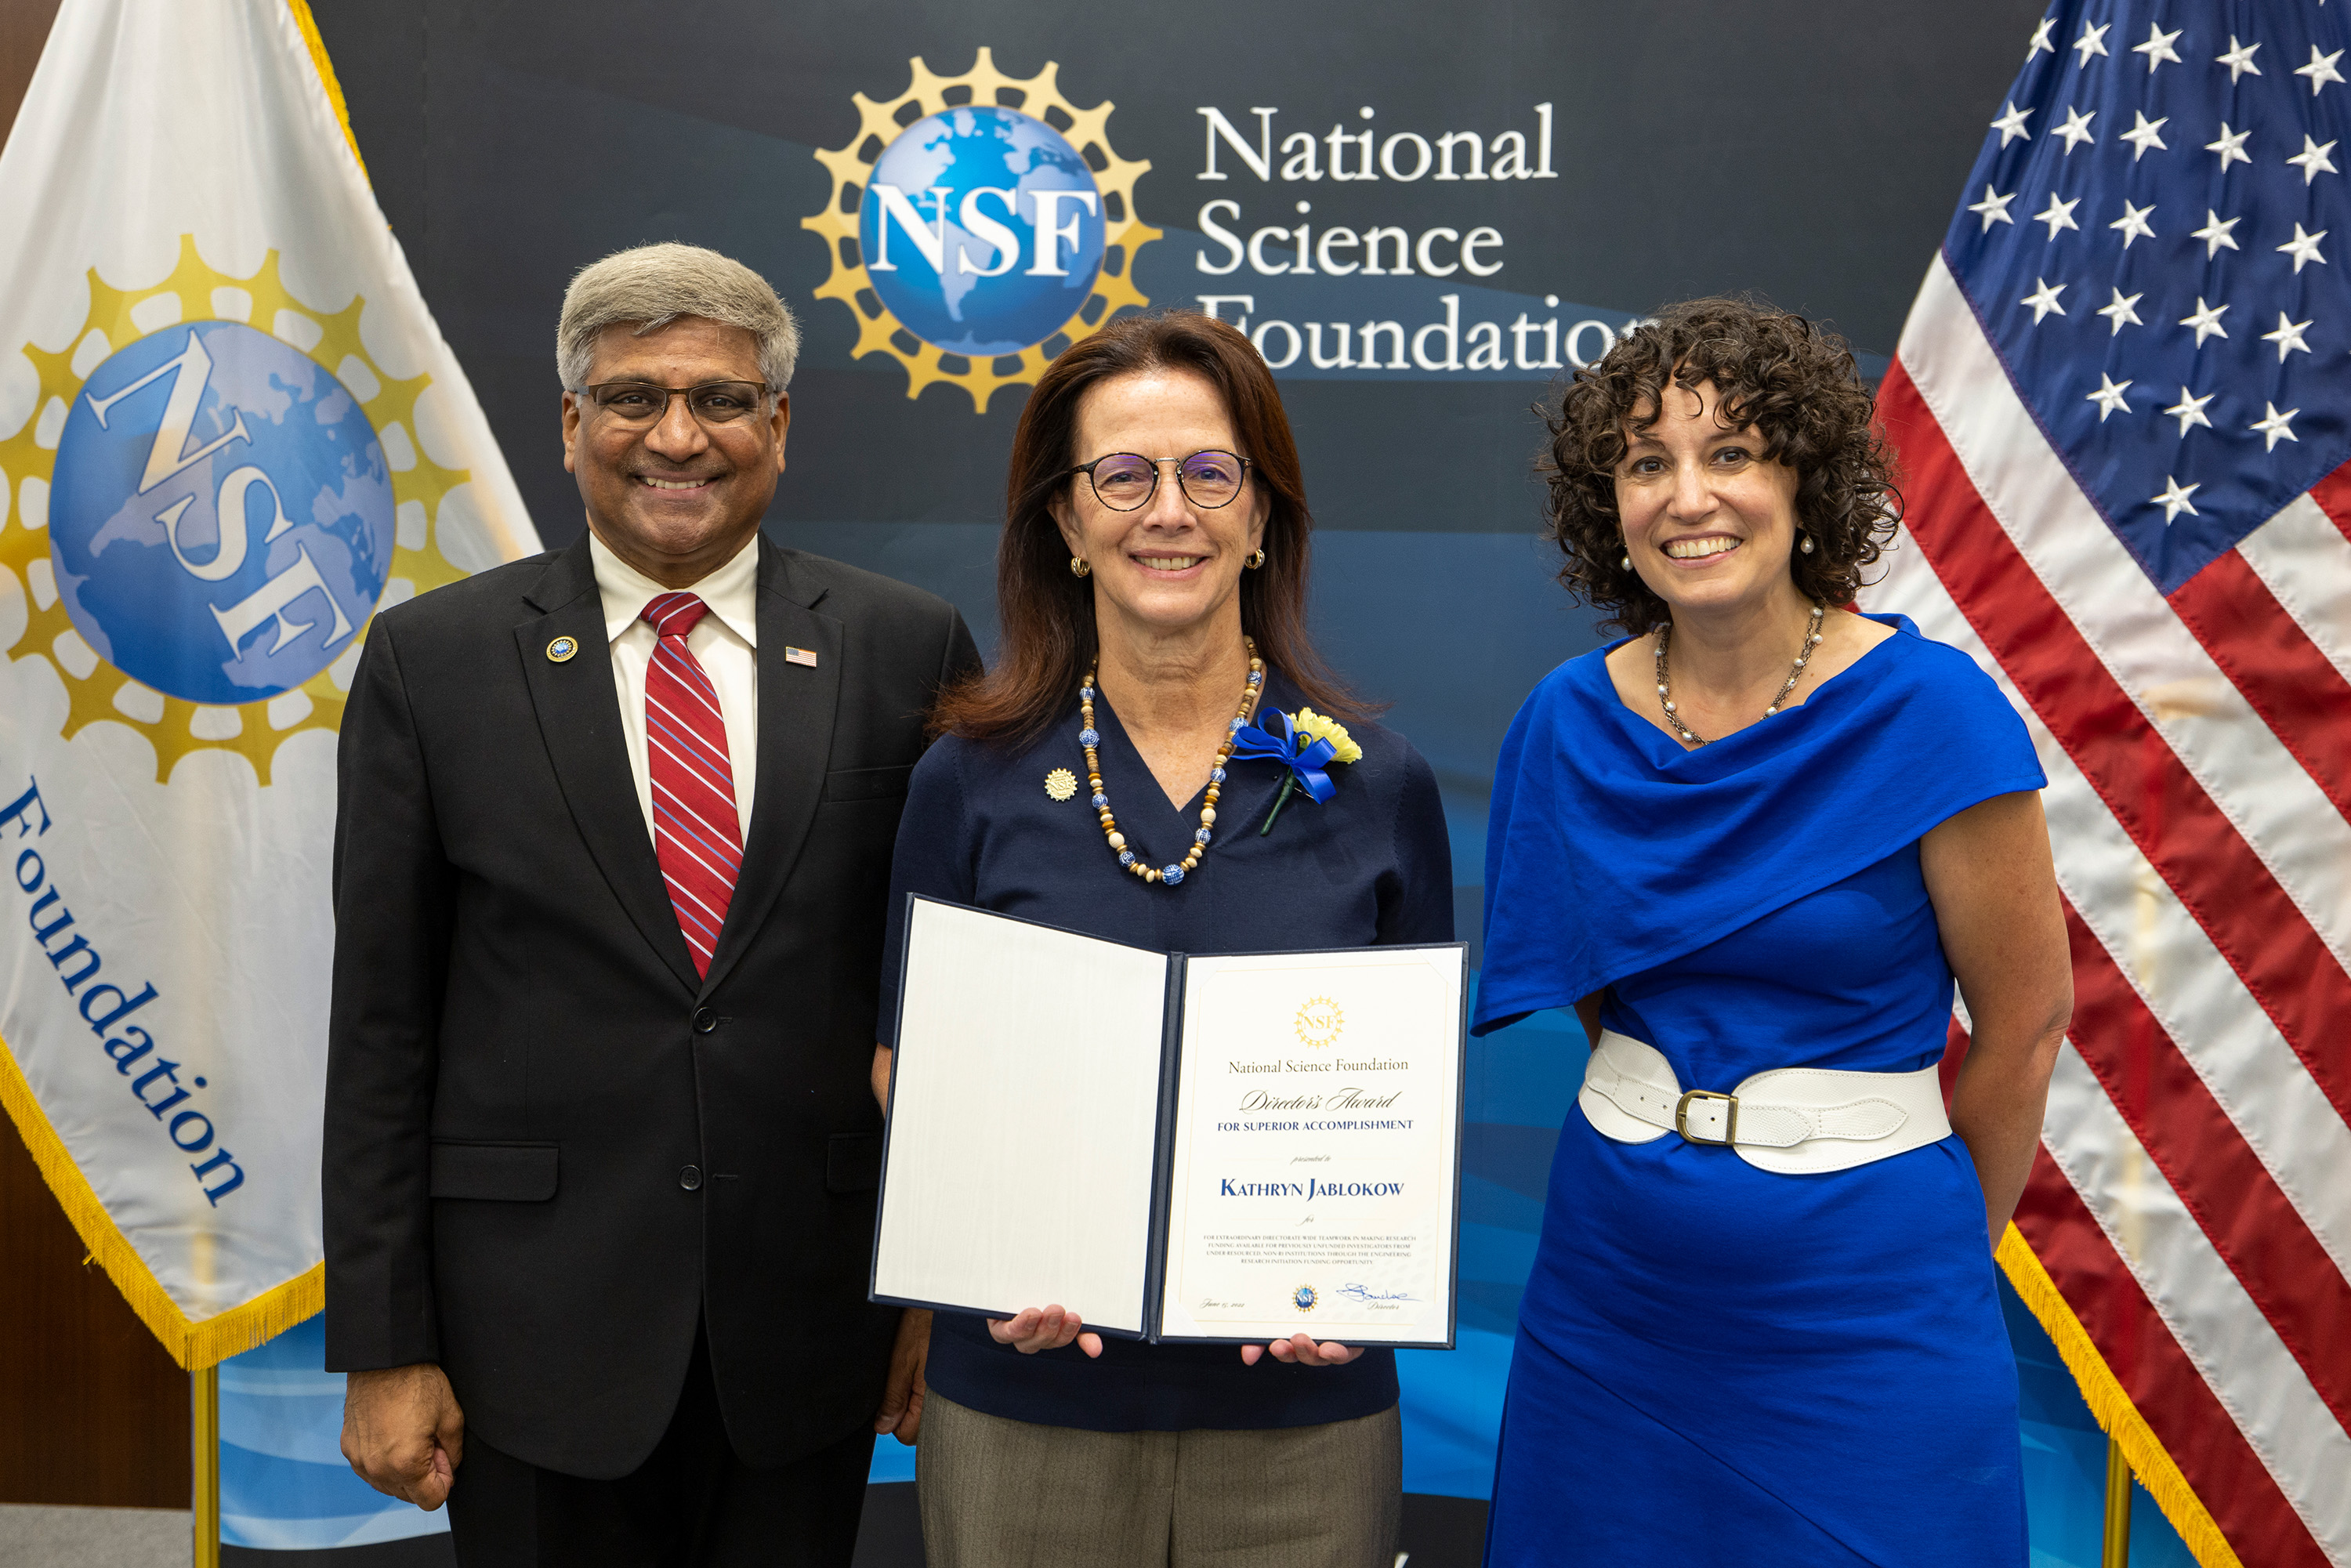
[325,243,974,1566]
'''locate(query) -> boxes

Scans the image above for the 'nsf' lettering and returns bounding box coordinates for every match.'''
[857,106,1107,359]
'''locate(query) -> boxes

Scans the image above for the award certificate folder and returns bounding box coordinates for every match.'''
[871,896,1466,1349]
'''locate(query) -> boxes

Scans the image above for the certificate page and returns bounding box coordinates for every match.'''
[1156,945,1465,1347]
[872,900,1171,1335]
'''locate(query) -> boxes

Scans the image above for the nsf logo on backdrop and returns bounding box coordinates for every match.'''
[803,49,1161,412]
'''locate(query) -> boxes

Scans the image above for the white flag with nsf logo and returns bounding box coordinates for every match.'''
[0,0,537,1367]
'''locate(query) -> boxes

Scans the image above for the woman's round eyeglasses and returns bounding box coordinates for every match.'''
[1070,450,1252,512]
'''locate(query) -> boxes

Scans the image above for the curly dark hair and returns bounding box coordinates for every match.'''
[1537,295,1900,637]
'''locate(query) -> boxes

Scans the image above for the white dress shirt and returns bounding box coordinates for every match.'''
[591,531,759,845]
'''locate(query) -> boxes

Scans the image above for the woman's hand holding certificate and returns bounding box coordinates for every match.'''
[987,1305,1103,1360]
[1241,1334,1358,1367]
[986,1309,1359,1367]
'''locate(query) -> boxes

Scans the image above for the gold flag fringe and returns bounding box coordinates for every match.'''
[1997,1223,2242,1568]
[2,1042,322,1371]
[284,0,368,182]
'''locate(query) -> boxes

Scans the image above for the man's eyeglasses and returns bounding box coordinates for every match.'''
[574,380,773,427]
[1069,450,1252,512]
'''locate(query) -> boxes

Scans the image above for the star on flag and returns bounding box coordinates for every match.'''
[2149,474,2200,521]
[2132,24,2183,74]
[2287,135,2339,185]
[2035,193,2081,239]
[2119,112,2169,160]
[2248,401,2299,449]
[2261,313,2313,361]
[2277,224,2328,274]
[2179,299,2230,346]
[2020,277,2068,324]
[1969,185,2017,231]
[2215,36,2262,84]
[2294,45,2345,96]
[2190,210,2241,256]
[2161,387,2215,436]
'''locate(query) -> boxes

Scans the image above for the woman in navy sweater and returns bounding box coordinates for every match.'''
[873,313,1452,1567]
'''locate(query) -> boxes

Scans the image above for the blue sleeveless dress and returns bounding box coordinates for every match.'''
[1475,617,2042,1566]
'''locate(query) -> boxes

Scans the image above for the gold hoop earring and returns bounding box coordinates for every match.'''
[1246,549,1267,570]
[1070,557,1091,578]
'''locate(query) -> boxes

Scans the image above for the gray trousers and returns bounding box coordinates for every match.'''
[916,1392,1403,1568]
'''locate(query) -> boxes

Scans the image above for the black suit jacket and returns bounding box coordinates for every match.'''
[323,531,979,1479]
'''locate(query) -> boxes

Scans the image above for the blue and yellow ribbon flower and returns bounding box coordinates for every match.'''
[1230,708,1364,835]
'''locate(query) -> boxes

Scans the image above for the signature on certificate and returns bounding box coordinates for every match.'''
[1338,1283,1416,1305]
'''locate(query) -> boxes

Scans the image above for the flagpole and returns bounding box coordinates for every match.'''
[2100,1435,2132,1568]
[194,1365,220,1568]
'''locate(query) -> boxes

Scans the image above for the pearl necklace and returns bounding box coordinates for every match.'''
[1080,641,1265,886]
[1654,603,1825,747]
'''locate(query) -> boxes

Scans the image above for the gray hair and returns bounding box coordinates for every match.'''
[556,243,799,392]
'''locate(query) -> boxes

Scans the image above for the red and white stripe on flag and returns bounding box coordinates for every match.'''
[1871,254,2351,1568]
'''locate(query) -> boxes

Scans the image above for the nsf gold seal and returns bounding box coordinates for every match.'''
[1295,995,1343,1048]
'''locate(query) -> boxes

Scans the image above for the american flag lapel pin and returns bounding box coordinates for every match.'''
[785,646,818,667]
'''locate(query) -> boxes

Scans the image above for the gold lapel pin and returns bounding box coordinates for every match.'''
[785,646,818,667]
[1045,767,1078,801]
[545,636,580,663]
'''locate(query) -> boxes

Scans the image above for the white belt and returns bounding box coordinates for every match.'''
[1579,1030,1951,1175]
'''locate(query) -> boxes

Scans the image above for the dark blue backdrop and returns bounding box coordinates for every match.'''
[235,5,2197,1563]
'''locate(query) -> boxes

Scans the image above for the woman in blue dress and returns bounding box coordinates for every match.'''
[1477,298,2073,1565]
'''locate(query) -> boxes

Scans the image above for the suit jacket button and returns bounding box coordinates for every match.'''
[679,1165,704,1191]
[693,1007,718,1034]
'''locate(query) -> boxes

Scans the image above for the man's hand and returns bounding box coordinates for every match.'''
[875,1308,930,1445]
[342,1363,465,1510]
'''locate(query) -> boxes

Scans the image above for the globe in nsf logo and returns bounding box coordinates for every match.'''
[805,50,1160,411]
[51,321,391,706]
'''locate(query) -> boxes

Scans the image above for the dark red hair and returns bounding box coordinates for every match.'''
[929,311,1359,742]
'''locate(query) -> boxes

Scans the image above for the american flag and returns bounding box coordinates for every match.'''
[1868,5,2351,1564]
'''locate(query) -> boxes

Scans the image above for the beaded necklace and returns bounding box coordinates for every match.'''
[1079,640,1265,886]
[1654,603,1825,747]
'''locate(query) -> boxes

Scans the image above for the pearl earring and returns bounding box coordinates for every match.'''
[1621,554,1632,570]
[1799,534,1814,556]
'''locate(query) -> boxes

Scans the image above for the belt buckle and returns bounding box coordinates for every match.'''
[1675,1088,1739,1146]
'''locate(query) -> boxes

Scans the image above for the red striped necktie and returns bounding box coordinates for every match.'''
[640,592,741,977]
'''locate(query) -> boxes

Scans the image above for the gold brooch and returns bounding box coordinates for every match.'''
[545,636,580,663]
[1045,767,1078,801]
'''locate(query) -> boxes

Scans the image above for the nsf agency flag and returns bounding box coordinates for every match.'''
[0,0,537,1367]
